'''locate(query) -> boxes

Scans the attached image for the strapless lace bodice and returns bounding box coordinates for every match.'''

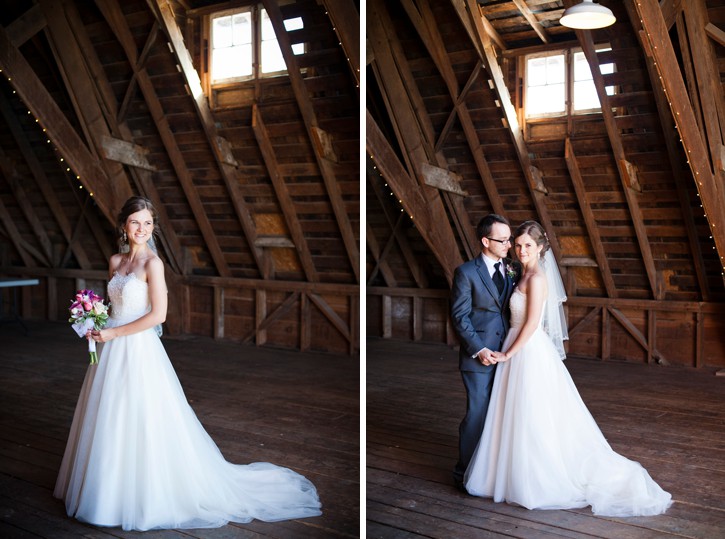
[108,272,149,322]
[509,289,546,330]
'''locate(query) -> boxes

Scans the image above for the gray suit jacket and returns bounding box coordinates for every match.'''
[450,255,515,372]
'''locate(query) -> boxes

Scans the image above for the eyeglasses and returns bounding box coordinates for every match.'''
[487,237,512,245]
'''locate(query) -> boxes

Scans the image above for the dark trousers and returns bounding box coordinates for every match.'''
[454,367,496,482]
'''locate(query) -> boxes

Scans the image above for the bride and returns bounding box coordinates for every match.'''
[464,220,672,517]
[54,196,321,531]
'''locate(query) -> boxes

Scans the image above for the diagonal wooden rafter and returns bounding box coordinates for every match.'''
[118,22,158,124]
[152,0,270,278]
[367,110,464,284]
[634,0,725,281]
[452,0,563,261]
[401,0,505,217]
[624,0,710,300]
[510,0,550,44]
[0,91,92,269]
[94,0,231,277]
[262,0,360,282]
[370,0,477,260]
[0,195,40,267]
[368,160,428,288]
[572,21,660,298]
[564,138,617,297]
[0,24,116,223]
[39,0,135,226]
[253,104,318,281]
[367,213,404,287]
[366,221,397,287]
[61,0,184,275]
[320,0,359,86]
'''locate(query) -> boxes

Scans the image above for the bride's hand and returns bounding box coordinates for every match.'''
[91,329,114,343]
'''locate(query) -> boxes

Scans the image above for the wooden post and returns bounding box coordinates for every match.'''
[213,286,224,340]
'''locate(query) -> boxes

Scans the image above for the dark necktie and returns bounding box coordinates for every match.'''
[493,262,505,295]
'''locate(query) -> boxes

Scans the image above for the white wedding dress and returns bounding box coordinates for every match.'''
[464,289,672,516]
[54,272,321,531]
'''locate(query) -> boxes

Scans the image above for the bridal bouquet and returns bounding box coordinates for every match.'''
[68,289,110,364]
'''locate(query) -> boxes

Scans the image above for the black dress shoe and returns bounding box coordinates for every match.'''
[453,478,467,493]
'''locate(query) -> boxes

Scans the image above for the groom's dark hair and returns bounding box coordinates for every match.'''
[476,214,510,242]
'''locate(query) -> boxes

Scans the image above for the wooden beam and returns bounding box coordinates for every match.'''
[308,293,352,343]
[39,0,135,218]
[252,104,319,281]
[0,24,116,223]
[705,22,725,47]
[366,222,397,287]
[635,0,725,284]
[658,0,681,29]
[262,0,360,282]
[0,195,36,267]
[62,1,184,274]
[100,135,155,171]
[453,0,563,261]
[0,91,91,268]
[320,0,359,86]
[6,4,46,47]
[367,111,463,284]
[511,0,550,43]
[151,0,269,278]
[367,213,405,287]
[95,0,231,277]
[421,163,467,196]
[565,138,617,297]
[625,1,710,300]
[575,26,660,298]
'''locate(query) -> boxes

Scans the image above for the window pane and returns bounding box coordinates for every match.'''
[232,12,252,46]
[212,16,232,48]
[262,40,286,73]
[528,83,566,115]
[527,57,547,87]
[292,43,304,55]
[213,44,252,80]
[574,79,600,110]
[546,55,565,84]
[261,9,275,40]
[573,52,593,82]
[284,16,303,31]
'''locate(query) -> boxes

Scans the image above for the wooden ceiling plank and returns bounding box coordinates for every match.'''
[152,1,270,279]
[575,27,660,298]
[564,138,617,297]
[0,24,115,223]
[635,0,725,282]
[510,0,550,43]
[366,221,398,287]
[371,0,477,259]
[625,1,711,300]
[368,161,429,288]
[320,0,359,86]
[0,150,53,266]
[62,0,184,274]
[252,104,319,282]
[453,0,563,261]
[0,91,92,268]
[682,0,725,167]
[367,110,464,285]
[95,0,231,277]
[262,0,360,282]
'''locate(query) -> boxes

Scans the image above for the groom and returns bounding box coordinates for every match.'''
[450,214,515,489]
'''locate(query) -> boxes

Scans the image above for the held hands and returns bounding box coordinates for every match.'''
[88,328,115,343]
[477,348,509,366]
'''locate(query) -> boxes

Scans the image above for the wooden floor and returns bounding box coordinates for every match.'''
[0,321,360,538]
[367,338,725,538]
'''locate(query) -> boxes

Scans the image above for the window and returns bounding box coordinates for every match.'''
[210,4,304,84]
[525,47,614,118]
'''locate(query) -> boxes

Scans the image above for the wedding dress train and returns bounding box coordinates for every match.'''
[54,272,321,530]
[464,289,672,517]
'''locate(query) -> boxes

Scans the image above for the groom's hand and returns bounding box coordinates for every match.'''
[477,348,495,366]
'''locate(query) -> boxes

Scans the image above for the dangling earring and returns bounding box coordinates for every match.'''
[123,231,127,244]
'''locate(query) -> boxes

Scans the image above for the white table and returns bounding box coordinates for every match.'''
[0,278,40,334]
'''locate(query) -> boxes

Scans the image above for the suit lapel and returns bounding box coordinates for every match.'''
[475,256,502,308]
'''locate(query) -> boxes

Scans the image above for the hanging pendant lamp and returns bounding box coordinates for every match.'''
[560,0,616,30]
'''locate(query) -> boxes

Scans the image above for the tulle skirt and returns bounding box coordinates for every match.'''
[464,326,672,517]
[54,319,321,530]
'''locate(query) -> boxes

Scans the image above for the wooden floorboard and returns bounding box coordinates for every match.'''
[366,338,725,538]
[0,321,359,538]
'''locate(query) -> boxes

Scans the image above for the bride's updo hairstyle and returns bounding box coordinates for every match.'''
[117,196,158,249]
[513,220,550,259]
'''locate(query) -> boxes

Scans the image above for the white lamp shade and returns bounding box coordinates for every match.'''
[560,0,616,30]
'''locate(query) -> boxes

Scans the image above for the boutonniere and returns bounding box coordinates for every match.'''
[505,263,516,279]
